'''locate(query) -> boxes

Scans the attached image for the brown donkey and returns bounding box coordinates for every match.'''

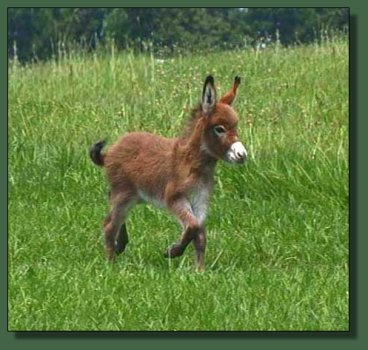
[90,75,247,270]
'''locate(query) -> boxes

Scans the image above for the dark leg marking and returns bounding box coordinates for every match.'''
[115,223,129,255]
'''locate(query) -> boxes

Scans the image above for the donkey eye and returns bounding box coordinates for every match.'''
[213,125,226,136]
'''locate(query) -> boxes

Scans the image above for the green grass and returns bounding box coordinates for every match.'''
[8,38,349,331]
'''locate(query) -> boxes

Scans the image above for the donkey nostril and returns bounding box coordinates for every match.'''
[236,151,247,163]
[230,142,247,162]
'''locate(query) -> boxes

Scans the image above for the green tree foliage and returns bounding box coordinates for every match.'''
[8,8,106,61]
[247,8,348,44]
[8,8,348,62]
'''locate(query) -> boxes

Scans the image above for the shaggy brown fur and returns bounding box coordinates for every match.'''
[90,75,246,270]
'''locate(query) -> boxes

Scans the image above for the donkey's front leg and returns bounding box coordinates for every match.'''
[164,198,202,259]
[164,225,202,259]
[193,230,206,271]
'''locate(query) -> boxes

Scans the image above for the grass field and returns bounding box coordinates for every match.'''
[8,38,349,331]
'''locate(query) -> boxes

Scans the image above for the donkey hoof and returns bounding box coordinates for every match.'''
[106,249,115,262]
[115,241,127,255]
[164,244,184,258]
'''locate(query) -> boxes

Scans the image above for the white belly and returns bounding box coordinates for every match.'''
[138,190,166,208]
[138,184,212,227]
[190,185,212,226]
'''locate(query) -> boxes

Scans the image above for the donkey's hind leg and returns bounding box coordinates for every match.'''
[115,223,129,255]
[106,190,129,255]
[103,191,136,261]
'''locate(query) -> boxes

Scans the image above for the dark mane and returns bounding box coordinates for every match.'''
[182,103,202,137]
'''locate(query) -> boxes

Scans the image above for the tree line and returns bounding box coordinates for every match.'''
[8,8,349,62]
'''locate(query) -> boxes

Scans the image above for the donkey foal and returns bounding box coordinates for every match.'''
[90,75,247,271]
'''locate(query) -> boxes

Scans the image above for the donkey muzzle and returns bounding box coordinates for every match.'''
[226,141,248,164]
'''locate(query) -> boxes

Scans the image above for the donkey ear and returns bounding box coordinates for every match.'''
[202,75,217,115]
[219,76,241,106]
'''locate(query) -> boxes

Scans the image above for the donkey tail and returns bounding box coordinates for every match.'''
[90,140,106,167]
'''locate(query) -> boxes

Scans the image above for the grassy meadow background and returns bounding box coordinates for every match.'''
[8,37,348,331]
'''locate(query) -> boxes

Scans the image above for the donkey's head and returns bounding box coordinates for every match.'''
[200,75,247,164]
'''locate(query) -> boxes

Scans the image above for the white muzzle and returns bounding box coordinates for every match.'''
[226,141,247,164]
